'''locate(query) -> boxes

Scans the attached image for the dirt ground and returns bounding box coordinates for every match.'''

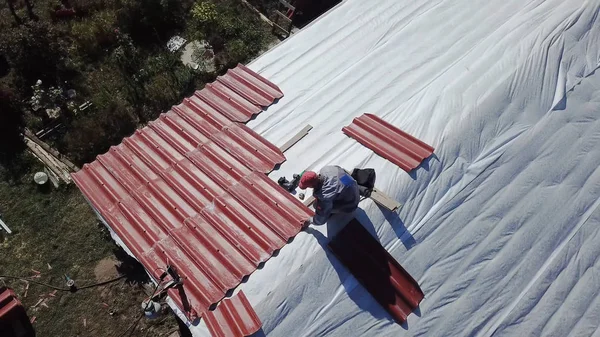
[94,257,120,282]
[0,163,181,337]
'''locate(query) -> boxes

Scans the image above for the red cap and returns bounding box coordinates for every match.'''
[299,171,319,189]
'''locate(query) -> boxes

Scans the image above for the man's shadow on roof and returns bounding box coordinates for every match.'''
[368,205,417,250]
[305,209,418,330]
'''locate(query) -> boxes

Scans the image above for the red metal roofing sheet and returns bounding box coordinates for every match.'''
[204,290,262,337]
[217,64,284,107]
[190,63,283,123]
[0,287,20,321]
[342,113,434,172]
[328,219,424,324]
[72,81,312,320]
[0,287,35,337]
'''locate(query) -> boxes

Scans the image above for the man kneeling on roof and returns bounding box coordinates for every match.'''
[300,166,360,225]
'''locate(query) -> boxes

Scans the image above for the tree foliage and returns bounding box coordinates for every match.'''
[0,0,272,169]
[0,22,70,92]
[190,0,270,68]
[0,87,25,171]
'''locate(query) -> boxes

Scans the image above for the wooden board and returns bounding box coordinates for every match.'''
[279,125,313,152]
[303,195,316,207]
[0,218,11,234]
[24,129,79,171]
[369,188,402,212]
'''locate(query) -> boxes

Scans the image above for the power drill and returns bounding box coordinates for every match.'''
[277,173,301,192]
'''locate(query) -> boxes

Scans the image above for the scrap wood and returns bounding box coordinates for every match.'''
[22,282,30,298]
[0,218,11,234]
[31,298,44,309]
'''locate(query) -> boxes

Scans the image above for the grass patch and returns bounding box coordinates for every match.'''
[0,161,178,336]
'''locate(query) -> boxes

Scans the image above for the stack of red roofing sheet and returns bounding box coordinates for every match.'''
[328,219,424,324]
[72,65,311,324]
[343,113,434,172]
[0,287,35,337]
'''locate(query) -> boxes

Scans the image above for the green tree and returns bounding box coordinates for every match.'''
[118,0,191,45]
[5,0,22,25]
[62,98,137,164]
[24,0,39,21]
[0,22,70,94]
[190,0,270,68]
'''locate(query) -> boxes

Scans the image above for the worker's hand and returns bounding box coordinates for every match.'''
[304,217,313,226]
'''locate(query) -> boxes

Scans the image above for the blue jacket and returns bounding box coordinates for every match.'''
[313,166,360,225]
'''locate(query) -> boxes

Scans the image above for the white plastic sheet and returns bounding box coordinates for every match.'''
[222,0,600,336]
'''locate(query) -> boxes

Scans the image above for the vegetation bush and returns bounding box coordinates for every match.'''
[0,22,71,93]
[71,11,118,60]
[0,87,25,171]
[190,0,271,68]
[0,0,273,170]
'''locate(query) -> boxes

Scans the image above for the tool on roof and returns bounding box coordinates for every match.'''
[277,173,301,192]
[157,265,183,292]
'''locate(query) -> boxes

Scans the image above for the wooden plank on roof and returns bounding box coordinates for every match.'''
[279,125,313,152]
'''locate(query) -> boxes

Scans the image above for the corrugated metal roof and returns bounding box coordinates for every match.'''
[193,63,284,123]
[342,113,434,172]
[328,219,424,324]
[217,64,284,107]
[72,68,312,320]
[204,290,262,337]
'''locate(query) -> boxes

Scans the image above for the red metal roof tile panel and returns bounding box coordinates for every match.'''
[174,99,227,135]
[195,87,257,123]
[0,288,19,318]
[228,64,284,103]
[184,215,255,276]
[187,144,253,190]
[0,287,35,337]
[211,124,285,174]
[173,222,252,290]
[73,147,310,321]
[229,172,314,239]
[343,113,434,172]
[200,193,284,265]
[204,290,262,337]
[209,81,263,114]
[218,65,283,107]
[148,114,205,155]
[328,219,424,324]
[71,71,301,324]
